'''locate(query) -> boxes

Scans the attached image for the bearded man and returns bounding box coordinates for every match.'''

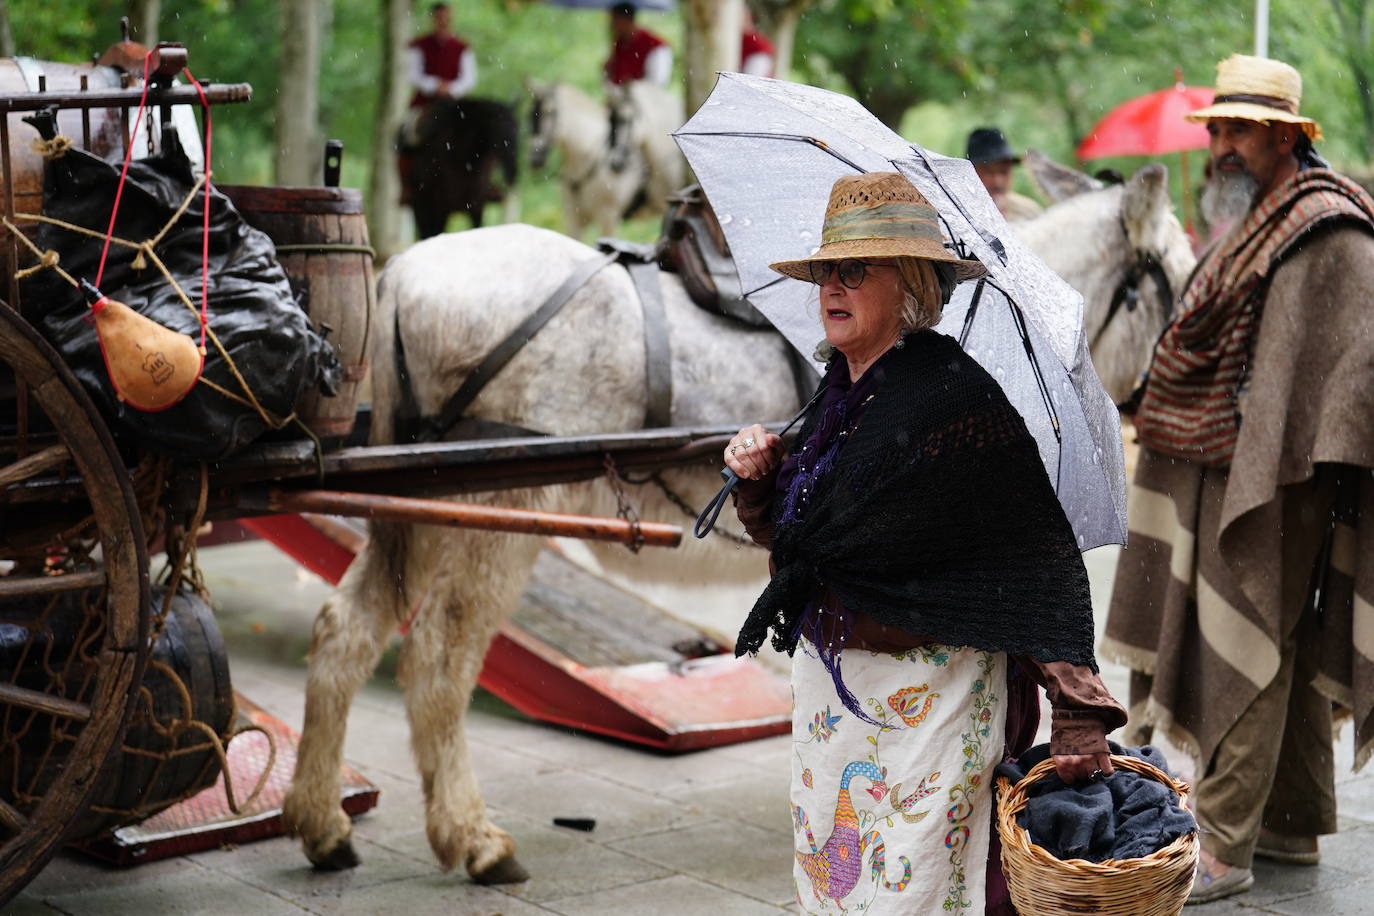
[1103,54,1374,904]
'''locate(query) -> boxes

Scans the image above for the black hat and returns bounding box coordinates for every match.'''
[966,127,1021,165]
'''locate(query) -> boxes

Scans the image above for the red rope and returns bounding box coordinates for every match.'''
[93,50,215,351]
[94,50,153,288]
[183,66,213,350]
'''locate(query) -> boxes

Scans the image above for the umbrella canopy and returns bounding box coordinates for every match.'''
[673,72,1126,550]
[1077,83,1214,160]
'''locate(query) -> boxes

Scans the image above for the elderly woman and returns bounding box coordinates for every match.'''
[726,172,1125,914]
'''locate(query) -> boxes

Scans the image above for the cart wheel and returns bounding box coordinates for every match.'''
[0,304,149,905]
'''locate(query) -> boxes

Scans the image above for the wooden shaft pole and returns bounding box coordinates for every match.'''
[253,489,683,549]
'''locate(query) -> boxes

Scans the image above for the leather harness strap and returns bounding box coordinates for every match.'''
[396,249,618,443]
[623,257,674,428]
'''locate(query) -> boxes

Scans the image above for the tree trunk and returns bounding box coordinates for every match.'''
[0,0,14,58]
[769,5,804,79]
[128,0,160,47]
[275,0,324,186]
[367,0,410,260]
[753,0,810,80]
[683,0,743,114]
[1047,58,1084,157]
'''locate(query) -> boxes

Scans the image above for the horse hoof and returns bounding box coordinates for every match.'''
[310,840,361,872]
[471,854,529,885]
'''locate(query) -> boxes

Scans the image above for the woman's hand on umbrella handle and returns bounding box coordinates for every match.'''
[724,424,783,481]
[1052,752,1115,785]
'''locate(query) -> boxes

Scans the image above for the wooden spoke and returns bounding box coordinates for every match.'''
[0,799,25,834]
[0,569,104,601]
[0,683,91,723]
[0,444,70,489]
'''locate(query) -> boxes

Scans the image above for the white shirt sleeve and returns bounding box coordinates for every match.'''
[407,47,441,95]
[741,52,773,77]
[644,45,673,86]
[448,49,477,98]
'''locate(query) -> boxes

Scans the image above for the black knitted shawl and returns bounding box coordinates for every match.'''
[736,330,1099,670]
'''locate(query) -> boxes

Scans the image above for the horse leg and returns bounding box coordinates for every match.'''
[400,527,543,883]
[282,552,398,870]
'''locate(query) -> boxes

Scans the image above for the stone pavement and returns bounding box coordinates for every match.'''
[9,543,1374,915]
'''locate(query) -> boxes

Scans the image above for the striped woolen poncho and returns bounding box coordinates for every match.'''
[1134,169,1374,466]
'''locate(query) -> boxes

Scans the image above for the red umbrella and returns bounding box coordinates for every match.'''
[1076,82,1214,159]
[1076,75,1214,234]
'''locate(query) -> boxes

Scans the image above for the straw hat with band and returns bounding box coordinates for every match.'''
[1185,53,1323,141]
[770,172,987,286]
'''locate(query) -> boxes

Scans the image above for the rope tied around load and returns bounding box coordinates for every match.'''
[12,247,64,281]
[4,194,293,431]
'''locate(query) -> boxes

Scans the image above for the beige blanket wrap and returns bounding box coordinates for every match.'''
[1104,224,1374,771]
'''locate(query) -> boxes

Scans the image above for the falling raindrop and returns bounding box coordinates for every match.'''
[719,214,733,226]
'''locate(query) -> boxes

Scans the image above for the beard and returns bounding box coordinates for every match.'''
[1200,159,1260,234]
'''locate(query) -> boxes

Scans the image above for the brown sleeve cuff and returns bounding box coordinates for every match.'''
[1050,709,1111,756]
[731,473,778,549]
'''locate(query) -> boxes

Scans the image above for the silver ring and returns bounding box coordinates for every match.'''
[1089,768,1105,782]
[729,445,741,454]
[742,438,756,448]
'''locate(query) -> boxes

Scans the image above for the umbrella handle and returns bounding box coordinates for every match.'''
[694,467,740,539]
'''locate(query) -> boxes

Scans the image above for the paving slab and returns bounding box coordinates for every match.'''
[609,818,796,907]
[288,874,553,916]
[547,874,788,915]
[480,766,714,843]
[27,858,313,915]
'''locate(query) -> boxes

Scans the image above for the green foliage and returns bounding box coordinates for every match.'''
[797,0,1371,198]
[7,0,1370,240]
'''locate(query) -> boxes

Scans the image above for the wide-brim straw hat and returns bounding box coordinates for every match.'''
[770,172,987,283]
[1185,53,1323,141]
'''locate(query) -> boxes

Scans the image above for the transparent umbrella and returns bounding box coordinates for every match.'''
[674,73,1126,549]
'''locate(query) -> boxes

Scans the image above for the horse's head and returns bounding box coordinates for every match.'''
[526,80,555,170]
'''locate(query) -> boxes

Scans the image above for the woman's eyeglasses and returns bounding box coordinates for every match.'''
[808,258,886,289]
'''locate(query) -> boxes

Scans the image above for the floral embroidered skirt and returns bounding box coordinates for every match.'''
[789,642,1006,914]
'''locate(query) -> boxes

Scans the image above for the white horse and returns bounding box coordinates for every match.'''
[527,80,684,240]
[281,162,1195,881]
[1015,152,1197,404]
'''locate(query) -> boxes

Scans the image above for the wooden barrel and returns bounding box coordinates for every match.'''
[0,585,234,839]
[219,185,374,438]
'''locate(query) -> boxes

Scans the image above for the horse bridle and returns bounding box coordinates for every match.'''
[1091,215,1175,351]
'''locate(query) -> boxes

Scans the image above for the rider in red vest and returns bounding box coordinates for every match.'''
[604,3,672,87]
[400,3,477,206]
[408,2,476,109]
[739,9,775,78]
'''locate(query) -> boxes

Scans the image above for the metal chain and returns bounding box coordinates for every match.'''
[602,454,645,553]
[633,470,762,550]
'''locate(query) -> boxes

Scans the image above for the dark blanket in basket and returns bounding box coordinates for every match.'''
[995,741,1196,863]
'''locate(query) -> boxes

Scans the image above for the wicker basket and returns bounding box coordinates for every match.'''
[996,754,1198,916]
